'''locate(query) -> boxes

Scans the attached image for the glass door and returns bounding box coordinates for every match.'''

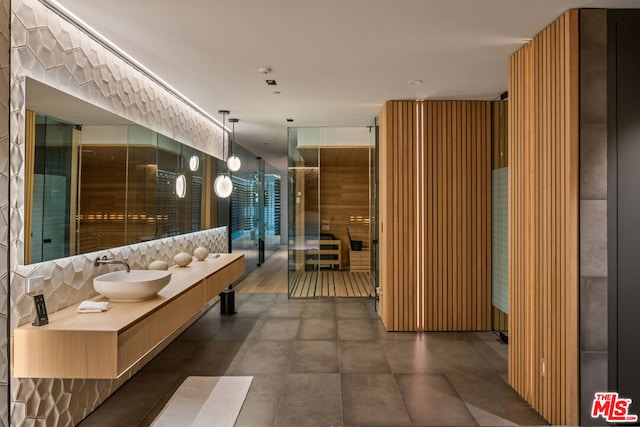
[370,118,380,310]
[287,128,320,297]
[256,158,265,266]
[288,126,374,299]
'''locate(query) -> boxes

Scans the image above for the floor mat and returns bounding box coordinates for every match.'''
[152,376,253,427]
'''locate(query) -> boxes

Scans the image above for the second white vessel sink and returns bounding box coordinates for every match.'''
[93,270,172,302]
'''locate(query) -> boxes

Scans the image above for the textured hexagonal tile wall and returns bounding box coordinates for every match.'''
[6,0,231,425]
[1,0,10,425]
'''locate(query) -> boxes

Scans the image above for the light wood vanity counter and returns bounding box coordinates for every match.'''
[14,253,244,379]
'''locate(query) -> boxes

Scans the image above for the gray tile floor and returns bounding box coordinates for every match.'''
[79,294,548,427]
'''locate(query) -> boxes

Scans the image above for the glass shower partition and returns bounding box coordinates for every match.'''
[263,162,282,262]
[287,128,320,297]
[229,145,281,275]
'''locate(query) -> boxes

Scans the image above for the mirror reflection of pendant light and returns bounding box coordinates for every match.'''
[189,155,200,171]
[176,142,187,198]
[176,174,187,198]
[214,110,233,198]
[227,118,241,172]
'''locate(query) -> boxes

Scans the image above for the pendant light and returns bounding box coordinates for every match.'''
[214,110,233,198]
[227,118,241,172]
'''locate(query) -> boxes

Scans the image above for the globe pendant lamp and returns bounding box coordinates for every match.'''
[214,110,233,198]
[227,118,241,172]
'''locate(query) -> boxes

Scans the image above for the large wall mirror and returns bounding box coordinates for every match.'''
[25,78,222,264]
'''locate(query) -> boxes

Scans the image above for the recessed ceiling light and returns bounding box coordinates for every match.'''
[264,142,270,145]
[273,91,281,95]
[259,66,272,74]
[286,118,294,122]
[408,79,423,85]
[266,79,277,85]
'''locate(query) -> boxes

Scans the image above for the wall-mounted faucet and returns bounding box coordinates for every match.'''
[94,256,130,273]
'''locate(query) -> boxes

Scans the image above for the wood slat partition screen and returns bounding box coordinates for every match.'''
[507,10,579,425]
[379,100,491,331]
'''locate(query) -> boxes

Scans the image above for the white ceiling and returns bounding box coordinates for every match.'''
[54,0,639,170]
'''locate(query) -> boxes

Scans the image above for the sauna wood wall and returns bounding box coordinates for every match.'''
[379,100,492,332]
[296,147,371,270]
[319,148,370,269]
[508,10,579,425]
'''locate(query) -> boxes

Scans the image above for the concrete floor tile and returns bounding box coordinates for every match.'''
[336,301,370,318]
[429,340,495,374]
[468,340,508,374]
[301,300,337,318]
[445,370,548,425]
[339,341,390,374]
[235,340,295,375]
[235,375,286,427]
[341,373,412,426]
[373,320,423,341]
[235,301,270,317]
[77,291,551,426]
[290,341,339,374]
[383,340,443,374]
[274,374,342,427]
[213,317,259,341]
[298,318,337,340]
[244,293,280,304]
[267,301,305,318]
[256,318,301,341]
[337,318,378,341]
[396,373,479,426]
[183,341,244,375]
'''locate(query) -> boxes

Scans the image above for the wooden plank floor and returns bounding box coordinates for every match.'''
[235,249,373,298]
[289,271,373,298]
[235,249,288,293]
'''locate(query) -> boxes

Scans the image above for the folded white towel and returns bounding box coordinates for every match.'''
[77,300,110,313]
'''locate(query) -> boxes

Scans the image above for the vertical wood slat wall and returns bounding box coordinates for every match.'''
[508,10,579,426]
[379,100,491,331]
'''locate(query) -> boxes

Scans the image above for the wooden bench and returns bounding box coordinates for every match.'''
[304,239,341,269]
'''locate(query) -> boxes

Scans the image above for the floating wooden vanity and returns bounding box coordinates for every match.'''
[13,253,244,379]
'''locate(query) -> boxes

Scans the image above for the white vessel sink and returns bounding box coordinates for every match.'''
[93,270,172,302]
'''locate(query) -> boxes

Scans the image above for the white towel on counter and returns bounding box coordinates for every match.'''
[77,300,110,313]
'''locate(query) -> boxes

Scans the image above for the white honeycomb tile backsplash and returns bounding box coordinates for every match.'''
[6,0,231,425]
[12,226,228,327]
